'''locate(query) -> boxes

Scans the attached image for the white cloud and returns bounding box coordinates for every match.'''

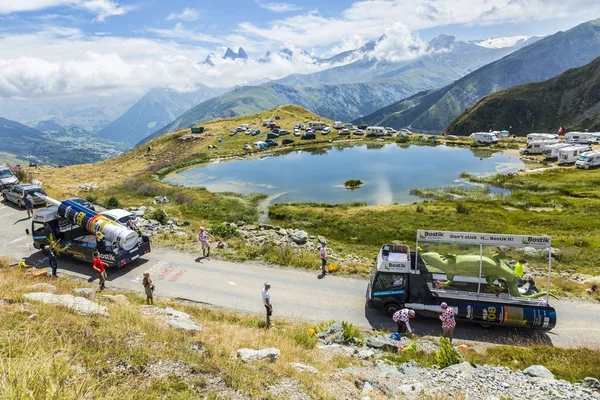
[256,1,302,13]
[0,0,132,21]
[147,23,222,44]
[369,23,429,62]
[166,7,201,22]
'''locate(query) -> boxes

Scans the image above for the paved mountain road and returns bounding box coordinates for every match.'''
[2,201,599,349]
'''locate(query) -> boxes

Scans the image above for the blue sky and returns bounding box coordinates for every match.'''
[0,0,598,96]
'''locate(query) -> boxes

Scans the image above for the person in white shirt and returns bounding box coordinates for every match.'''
[262,282,273,328]
[320,241,328,275]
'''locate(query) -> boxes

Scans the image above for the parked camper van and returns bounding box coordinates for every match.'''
[565,132,594,144]
[308,121,327,131]
[542,143,571,159]
[520,140,559,155]
[558,145,593,164]
[333,121,343,129]
[473,132,499,144]
[526,133,559,143]
[366,126,388,137]
[575,151,600,169]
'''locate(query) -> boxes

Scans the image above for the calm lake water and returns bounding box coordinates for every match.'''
[164,144,523,205]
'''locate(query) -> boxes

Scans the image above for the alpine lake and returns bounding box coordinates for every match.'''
[164,143,523,205]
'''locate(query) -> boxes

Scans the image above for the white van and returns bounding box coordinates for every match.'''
[308,121,327,131]
[333,121,343,129]
[558,145,593,164]
[565,132,594,144]
[474,132,499,144]
[366,126,388,137]
[542,143,571,159]
[520,140,559,155]
[526,133,559,143]
[575,151,600,169]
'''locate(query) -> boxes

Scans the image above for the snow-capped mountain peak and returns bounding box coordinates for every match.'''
[471,36,534,49]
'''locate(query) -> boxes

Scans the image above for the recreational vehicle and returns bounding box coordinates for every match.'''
[526,133,559,143]
[519,140,559,155]
[366,126,388,137]
[565,132,594,144]
[308,121,327,131]
[473,132,499,144]
[575,151,600,169]
[542,143,571,159]
[558,145,593,164]
[333,121,343,129]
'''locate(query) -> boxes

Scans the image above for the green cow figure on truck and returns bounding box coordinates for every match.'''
[420,252,554,299]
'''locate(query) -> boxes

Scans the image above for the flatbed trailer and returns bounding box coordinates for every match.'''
[366,231,557,330]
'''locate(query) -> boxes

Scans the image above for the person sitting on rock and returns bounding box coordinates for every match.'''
[393,308,415,335]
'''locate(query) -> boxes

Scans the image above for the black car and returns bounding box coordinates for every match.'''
[267,132,280,139]
[301,132,316,140]
[265,139,278,147]
[282,138,294,145]
[357,125,368,130]
[278,130,290,135]
[271,128,281,134]
[69,197,96,211]
[252,129,261,136]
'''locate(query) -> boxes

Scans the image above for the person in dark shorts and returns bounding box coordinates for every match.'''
[262,282,273,328]
[319,241,327,275]
[25,192,34,218]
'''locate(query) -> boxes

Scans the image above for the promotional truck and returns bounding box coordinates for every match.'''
[366,230,556,330]
[30,195,150,267]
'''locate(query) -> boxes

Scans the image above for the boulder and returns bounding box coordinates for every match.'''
[237,348,280,362]
[357,349,376,360]
[582,377,600,390]
[290,362,318,374]
[141,306,203,332]
[237,221,246,227]
[374,360,402,376]
[523,365,555,379]
[366,336,400,352]
[290,230,309,245]
[317,322,344,345]
[100,294,130,304]
[399,383,424,397]
[259,224,274,230]
[72,288,95,300]
[23,293,109,316]
[519,247,539,256]
[26,283,57,293]
[246,225,257,231]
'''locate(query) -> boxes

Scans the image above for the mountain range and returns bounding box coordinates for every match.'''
[445,56,600,136]
[355,19,600,132]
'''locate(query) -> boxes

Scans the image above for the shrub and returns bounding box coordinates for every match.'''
[435,337,461,368]
[294,330,318,349]
[416,204,424,213]
[103,196,122,209]
[209,223,239,239]
[456,203,470,214]
[344,179,363,189]
[396,135,410,143]
[0,257,9,268]
[150,208,169,225]
[85,194,98,204]
[12,168,31,183]
[341,321,364,346]
[136,184,164,197]
[144,161,170,172]
[174,192,194,205]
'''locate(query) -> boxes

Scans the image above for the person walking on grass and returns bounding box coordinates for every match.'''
[439,302,456,343]
[24,192,34,219]
[142,271,154,305]
[393,308,415,335]
[92,251,108,291]
[320,241,328,275]
[198,226,214,258]
[262,282,273,328]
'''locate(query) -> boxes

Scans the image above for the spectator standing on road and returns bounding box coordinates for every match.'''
[142,271,154,305]
[262,282,273,328]
[393,308,415,335]
[439,302,456,343]
[92,251,108,291]
[198,227,214,258]
[24,193,34,218]
[43,241,59,278]
[320,241,328,275]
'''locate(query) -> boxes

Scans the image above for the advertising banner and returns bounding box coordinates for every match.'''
[417,230,551,249]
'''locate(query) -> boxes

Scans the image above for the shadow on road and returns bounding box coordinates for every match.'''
[364,304,553,346]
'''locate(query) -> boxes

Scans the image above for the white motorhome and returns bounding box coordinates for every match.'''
[366,126,388,137]
[558,145,593,164]
[575,151,600,169]
[333,121,343,129]
[542,143,571,159]
[473,132,499,144]
[308,121,327,130]
[520,140,559,155]
[526,133,559,143]
[564,132,594,144]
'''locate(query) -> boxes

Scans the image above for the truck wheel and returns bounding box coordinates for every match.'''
[386,303,401,316]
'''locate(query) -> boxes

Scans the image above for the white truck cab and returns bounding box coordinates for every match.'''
[575,151,600,169]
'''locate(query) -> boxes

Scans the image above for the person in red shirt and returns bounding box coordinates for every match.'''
[92,251,108,291]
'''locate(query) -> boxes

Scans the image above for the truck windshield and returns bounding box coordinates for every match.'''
[374,273,405,290]
[578,156,590,162]
[0,169,14,178]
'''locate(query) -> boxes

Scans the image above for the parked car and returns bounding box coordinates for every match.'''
[418,135,428,140]
[399,128,412,135]
[282,138,295,145]
[267,132,280,139]
[0,165,19,189]
[2,184,47,208]
[301,132,316,140]
[251,129,261,136]
[357,125,368,130]
[294,129,300,136]
[69,197,96,211]
[278,130,290,135]
[385,127,396,134]
[446,135,458,140]
[294,123,300,129]
[268,123,280,129]
[428,135,439,141]
[243,144,252,151]
[100,209,139,227]
[236,126,246,132]
[322,127,331,134]
[353,129,364,136]
[265,139,278,147]
[300,125,306,130]
[271,128,281,134]
[339,128,350,135]
[229,130,237,136]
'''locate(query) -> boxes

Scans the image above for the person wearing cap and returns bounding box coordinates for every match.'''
[95,231,105,252]
[198,226,214,258]
[142,271,154,305]
[439,302,456,343]
[319,241,328,275]
[262,282,273,328]
[393,308,415,335]
[92,251,108,291]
